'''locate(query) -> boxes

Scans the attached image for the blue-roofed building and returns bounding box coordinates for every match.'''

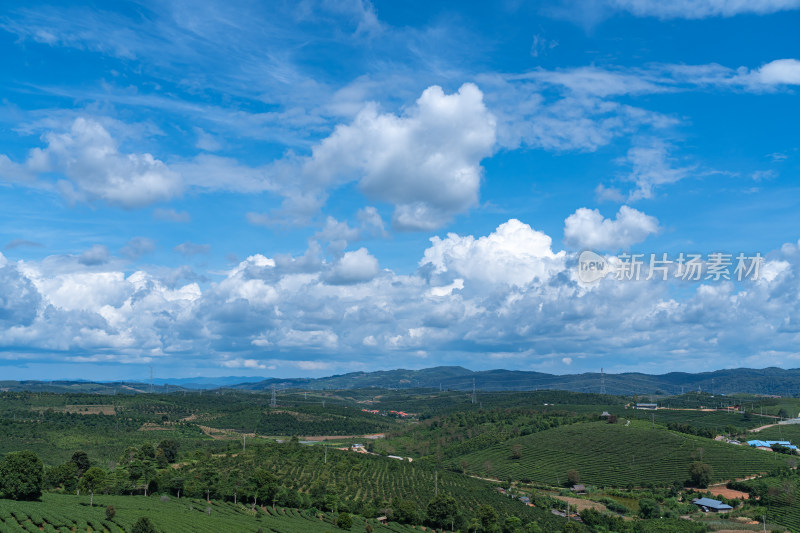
[747,440,798,451]
[692,498,733,513]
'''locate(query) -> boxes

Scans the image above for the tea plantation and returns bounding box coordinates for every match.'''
[453,420,790,487]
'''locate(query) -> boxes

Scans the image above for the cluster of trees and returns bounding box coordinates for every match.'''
[44,440,180,503]
[665,422,716,439]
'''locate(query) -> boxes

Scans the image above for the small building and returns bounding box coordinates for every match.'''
[747,439,798,451]
[376,516,388,524]
[692,497,733,513]
[571,484,586,494]
[635,403,658,410]
[600,411,611,417]
[519,496,531,504]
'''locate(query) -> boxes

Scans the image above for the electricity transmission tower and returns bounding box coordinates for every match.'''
[472,378,476,404]
[270,384,277,408]
[600,368,606,395]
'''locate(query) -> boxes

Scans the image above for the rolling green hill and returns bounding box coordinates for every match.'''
[452,420,790,488]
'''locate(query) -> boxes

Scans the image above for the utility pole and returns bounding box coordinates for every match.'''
[435,471,438,496]
[270,384,277,408]
[149,366,154,394]
[472,378,476,404]
[243,434,246,453]
[324,444,327,464]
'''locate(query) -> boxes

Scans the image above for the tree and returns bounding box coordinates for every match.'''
[689,461,713,488]
[157,439,179,463]
[524,522,543,533]
[129,458,156,496]
[337,511,353,530]
[46,461,79,492]
[511,444,523,460]
[638,498,660,519]
[426,493,458,530]
[567,469,581,485]
[477,504,500,532]
[105,505,116,521]
[248,468,278,507]
[0,450,44,500]
[70,451,91,477]
[503,516,522,533]
[395,499,418,524]
[79,467,107,507]
[131,517,158,533]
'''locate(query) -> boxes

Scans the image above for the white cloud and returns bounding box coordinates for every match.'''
[120,237,156,259]
[622,141,694,200]
[307,83,496,230]
[325,248,380,285]
[25,118,182,207]
[757,58,800,85]
[78,244,111,266]
[421,219,566,286]
[607,0,800,19]
[154,208,191,223]
[314,208,387,254]
[530,34,558,57]
[174,242,211,257]
[221,358,267,369]
[194,127,222,151]
[564,206,660,251]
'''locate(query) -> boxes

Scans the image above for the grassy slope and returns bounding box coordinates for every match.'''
[453,420,790,487]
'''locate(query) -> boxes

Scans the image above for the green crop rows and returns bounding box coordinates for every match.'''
[453,420,789,487]
[0,493,425,533]
[209,443,566,528]
[625,409,768,432]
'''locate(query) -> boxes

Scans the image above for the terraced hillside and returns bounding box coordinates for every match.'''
[196,441,569,530]
[453,420,790,487]
[0,493,422,533]
[625,408,769,433]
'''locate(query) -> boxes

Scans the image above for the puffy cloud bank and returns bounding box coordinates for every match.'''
[1,220,799,374]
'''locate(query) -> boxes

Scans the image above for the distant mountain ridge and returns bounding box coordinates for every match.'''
[232,366,800,396]
[4,366,800,396]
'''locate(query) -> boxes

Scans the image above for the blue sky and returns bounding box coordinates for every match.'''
[1,0,800,381]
